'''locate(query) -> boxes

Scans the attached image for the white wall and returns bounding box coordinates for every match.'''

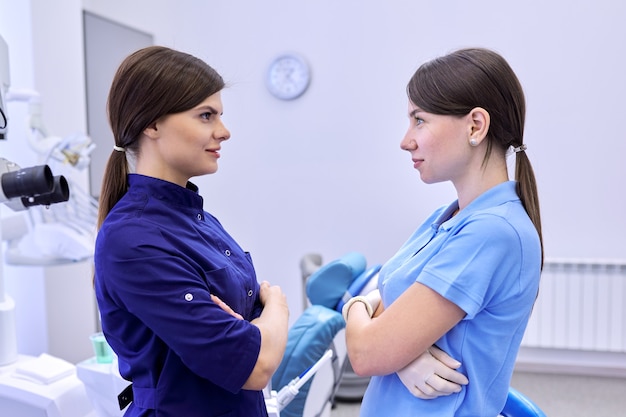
[1,0,625,360]
[83,0,626,315]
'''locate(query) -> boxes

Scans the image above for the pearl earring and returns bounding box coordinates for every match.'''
[469,138,479,147]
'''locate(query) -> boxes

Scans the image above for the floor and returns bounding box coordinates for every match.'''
[330,371,626,416]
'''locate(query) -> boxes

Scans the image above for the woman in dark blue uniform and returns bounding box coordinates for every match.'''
[94,46,289,417]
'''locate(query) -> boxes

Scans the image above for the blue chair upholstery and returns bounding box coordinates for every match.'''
[272,253,370,416]
[335,264,382,312]
[500,387,547,417]
[306,252,366,308]
[271,305,345,417]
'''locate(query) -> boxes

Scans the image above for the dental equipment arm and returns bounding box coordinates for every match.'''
[0,34,71,366]
[275,348,333,411]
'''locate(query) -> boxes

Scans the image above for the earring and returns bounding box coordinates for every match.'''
[469,137,479,147]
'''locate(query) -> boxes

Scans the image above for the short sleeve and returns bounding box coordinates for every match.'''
[418,214,523,318]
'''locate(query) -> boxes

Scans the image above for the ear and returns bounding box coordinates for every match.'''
[468,107,490,144]
[143,121,159,139]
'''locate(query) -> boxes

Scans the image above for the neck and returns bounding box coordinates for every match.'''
[454,166,509,211]
[455,146,510,210]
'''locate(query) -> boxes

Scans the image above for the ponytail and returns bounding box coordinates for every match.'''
[515,151,544,269]
[97,149,129,229]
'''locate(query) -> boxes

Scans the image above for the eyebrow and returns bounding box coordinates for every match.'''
[197,105,223,116]
[409,107,424,117]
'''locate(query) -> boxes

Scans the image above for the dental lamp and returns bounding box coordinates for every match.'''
[0,160,70,211]
[0,38,97,265]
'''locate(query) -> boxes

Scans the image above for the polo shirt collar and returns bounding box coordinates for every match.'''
[434,181,519,231]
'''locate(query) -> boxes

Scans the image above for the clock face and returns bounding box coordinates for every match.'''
[266,54,311,100]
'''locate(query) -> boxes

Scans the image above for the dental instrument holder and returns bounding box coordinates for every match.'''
[274,348,334,414]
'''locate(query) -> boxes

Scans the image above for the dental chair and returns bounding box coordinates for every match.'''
[500,387,547,417]
[272,252,381,417]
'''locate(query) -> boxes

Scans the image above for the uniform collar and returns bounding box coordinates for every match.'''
[127,174,204,210]
[433,181,519,231]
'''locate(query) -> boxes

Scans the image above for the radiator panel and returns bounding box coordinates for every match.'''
[521,260,626,353]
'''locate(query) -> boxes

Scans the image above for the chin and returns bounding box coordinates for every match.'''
[419,174,432,184]
[419,175,441,185]
[204,164,219,175]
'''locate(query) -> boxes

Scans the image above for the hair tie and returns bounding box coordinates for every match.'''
[513,144,527,153]
[113,145,126,152]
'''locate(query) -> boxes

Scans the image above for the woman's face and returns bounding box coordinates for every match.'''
[400,101,473,185]
[143,91,230,186]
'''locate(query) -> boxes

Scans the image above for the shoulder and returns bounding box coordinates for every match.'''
[464,198,534,235]
[96,213,166,260]
[455,203,541,275]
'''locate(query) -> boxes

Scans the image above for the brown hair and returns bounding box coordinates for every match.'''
[97,46,225,228]
[407,48,543,267]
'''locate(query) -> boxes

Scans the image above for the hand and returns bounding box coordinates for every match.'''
[211,294,243,320]
[258,281,289,311]
[396,345,469,399]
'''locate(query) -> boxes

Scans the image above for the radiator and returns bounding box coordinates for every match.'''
[521,259,626,353]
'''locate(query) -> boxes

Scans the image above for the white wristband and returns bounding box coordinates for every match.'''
[342,295,374,321]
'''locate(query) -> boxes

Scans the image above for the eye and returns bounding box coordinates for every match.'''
[414,117,424,126]
[200,111,214,121]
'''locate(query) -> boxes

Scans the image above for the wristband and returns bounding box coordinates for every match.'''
[342,295,374,321]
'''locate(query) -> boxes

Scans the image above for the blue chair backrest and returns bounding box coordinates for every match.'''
[306,251,366,309]
[274,252,372,417]
[271,305,345,417]
[335,264,381,312]
[500,387,547,417]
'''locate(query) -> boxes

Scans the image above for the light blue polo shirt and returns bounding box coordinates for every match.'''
[360,181,541,417]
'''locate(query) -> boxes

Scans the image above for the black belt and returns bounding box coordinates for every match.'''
[118,384,133,410]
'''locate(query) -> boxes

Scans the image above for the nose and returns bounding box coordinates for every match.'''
[400,130,417,151]
[216,120,231,142]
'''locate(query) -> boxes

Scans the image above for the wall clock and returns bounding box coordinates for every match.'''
[266,53,311,100]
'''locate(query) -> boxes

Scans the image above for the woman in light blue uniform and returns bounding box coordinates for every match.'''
[343,48,543,416]
[94,46,289,416]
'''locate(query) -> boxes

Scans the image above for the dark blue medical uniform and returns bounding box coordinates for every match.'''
[94,174,268,416]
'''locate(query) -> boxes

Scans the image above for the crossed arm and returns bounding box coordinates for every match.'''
[213,279,468,399]
[212,280,289,391]
[344,282,468,398]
